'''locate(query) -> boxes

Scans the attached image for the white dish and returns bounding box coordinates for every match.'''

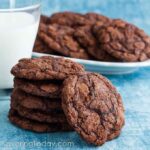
[32,52,150,75]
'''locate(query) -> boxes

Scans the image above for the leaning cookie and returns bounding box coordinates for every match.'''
[61,73,125,145]
[9,109,73,132]
[11,56,85,80]
[95,19,150,62]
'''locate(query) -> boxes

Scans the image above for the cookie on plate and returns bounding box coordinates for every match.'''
[11,89,62,112]
[74,25,118,61]
[40,15,50,24]
[49,12,91,27]
[33,35,56,54]
[9,109,73,132]
[39,24,91,59]
[62,73,125,145]
[14,78,62,98]
[11,56,85,80]
[95,19,150,62]
[33,15,58,54]
[84,12,111,23]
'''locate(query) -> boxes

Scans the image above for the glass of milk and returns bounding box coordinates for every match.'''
[0,0,41,89]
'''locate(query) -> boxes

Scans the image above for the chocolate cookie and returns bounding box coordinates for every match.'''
[62,73,125,145]
[40,15,50,24]
[74,25,118,61]
[11,100,67,123]
[33,15,57,54]
[11,56,85,80]
[9,109,73,132]
[11,89,62,112]
[33,35,56,54]
[39,24,90,59]
[95,19,150,62]
[14,78,62,98]
[84,12,110,23]
[49,12,91,27]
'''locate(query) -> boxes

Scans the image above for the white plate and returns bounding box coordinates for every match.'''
[32,52,150,75]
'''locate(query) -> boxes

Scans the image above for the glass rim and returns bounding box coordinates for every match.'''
[0,3,41,12]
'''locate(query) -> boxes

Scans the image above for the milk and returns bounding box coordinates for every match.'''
[0,12,39,89]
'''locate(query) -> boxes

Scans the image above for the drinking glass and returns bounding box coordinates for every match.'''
[0,0,41,89]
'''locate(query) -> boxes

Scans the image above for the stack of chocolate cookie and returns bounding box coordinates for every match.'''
[9,56,85,132]
[9,56,125,146]
[33,12,150,62]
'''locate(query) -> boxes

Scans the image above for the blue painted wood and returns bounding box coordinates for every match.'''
[0,0,150,149]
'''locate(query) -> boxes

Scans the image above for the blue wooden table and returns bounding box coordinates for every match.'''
[0,0,150,150]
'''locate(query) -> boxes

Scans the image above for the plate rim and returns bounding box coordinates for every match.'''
[32,52,150,68]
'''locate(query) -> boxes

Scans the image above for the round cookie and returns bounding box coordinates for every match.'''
[9,109,73,132]
[33,35,56,54]
[62,73,125,145]
[14,78,62,98]
[33,16,57,54]
[95,19,150,62]
[11,89,62,112]
[74,25,118,61]
[84,12,110,23]
[40,15,50,24]
[11,100,67,123]
[11,56,85,80]
[49,12,91,27]
[39,24,90,59]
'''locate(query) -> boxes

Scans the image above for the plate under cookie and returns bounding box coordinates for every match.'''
[32,52,150,75]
